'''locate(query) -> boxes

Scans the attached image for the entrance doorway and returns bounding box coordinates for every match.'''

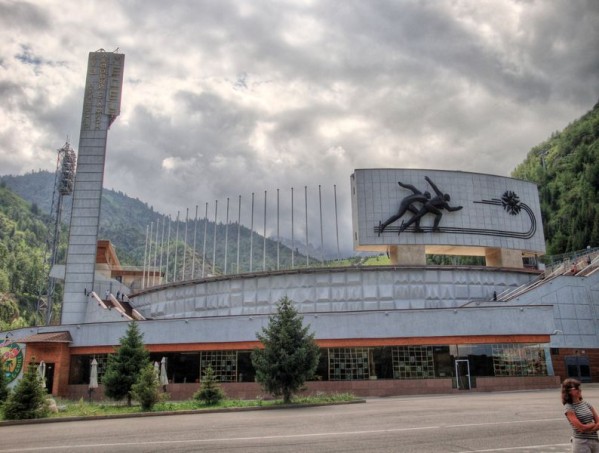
[455,359,471,390]
[44,363,55,394]
[565,356,591,383]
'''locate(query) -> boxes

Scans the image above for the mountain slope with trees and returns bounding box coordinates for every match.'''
[0,183,52,329]
[512,101,599,255]
[0,171,307,272]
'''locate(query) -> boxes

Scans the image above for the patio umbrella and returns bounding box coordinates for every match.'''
[153,361,160,379]
[37,360,46,388]
[88,358,98,400]
[160,357,168,391]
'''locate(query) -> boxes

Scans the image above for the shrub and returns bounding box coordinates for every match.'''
[131,363,162,411]
[194,366,225,405]
[3,358,48,420]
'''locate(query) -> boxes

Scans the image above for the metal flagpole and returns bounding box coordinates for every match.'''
[173,211,180,281]
[291,187,295,269]
[182,208,189,280]
[319,185,324,264]
[152,217,160,286]
[263,190,267,271]
[191,205,198,279]
[165,215,172,283]
[142,224,149,289]
[224,198,230,275]
[334,184,340,261]
[305,186,309,267]
[202,203,208,278]
[212,201,218,276]
[159,215,166,284]
[250,192,254,272]
[147,222,154,287]
[236,195,241,274]
[276,189,280,270]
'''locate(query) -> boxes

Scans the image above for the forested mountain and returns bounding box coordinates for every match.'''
[512,101,599,255]
[0,171,307,273]
[0,183,51,329]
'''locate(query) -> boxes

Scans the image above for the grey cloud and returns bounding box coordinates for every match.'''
[0,1,49,31]
[1,0,598,256]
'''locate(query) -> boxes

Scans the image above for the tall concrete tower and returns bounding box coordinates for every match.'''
[61,50,124,325]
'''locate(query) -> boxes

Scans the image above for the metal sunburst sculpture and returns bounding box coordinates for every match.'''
[501,190,522,215]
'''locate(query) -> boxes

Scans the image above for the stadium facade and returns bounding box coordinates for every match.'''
[2,51,598,400]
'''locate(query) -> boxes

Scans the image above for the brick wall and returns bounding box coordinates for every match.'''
[24,343,71,397]
[550,348,599,383]
[66,376,561,402]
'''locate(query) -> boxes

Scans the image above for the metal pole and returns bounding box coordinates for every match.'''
[147,222,154,287]
[291,187,295,269]
[182,208,189,280]
[159,214,166,285]
[142,224,149,289]
[276,188,280,271]
[263,190,267,271]
[212,201,218,276]
[173,211,180,281]
[224,197,230,275]
[334,184,340,261]
[305,186,309,267]
[319,184,324,264]
[202,203,208,278]
[237,195,241,274]
[191,205,198,279]
[165,215,172,283]
[153,217,160,286]
[250,192,254,272]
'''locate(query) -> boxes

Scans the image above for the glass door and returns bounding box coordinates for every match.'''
[455,359,471,390]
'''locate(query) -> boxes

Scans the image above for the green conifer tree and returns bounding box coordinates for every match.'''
[103,322,150,406]
[3,358,48,420]
[251,297,320,404]
[131,363,161,411]
[194,366,225,405]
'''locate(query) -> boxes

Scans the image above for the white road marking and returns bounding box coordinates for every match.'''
[0,418,568,452]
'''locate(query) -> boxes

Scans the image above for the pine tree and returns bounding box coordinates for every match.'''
[251,297,320,404]
[3,358,48,420]
[194,366,225,405]
[131,363,161,411]
[103,322,150,406]
[0,355,9,403]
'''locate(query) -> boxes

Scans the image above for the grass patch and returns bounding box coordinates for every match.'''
[0,393,357,421]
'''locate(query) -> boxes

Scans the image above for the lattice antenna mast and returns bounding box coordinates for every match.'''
[42,141,77,325]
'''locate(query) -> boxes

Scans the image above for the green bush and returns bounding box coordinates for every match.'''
[131,363,162,411]
[3,358,48,420]
[194,366,225,405]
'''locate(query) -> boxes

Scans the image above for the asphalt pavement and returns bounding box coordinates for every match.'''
[2,385,597,452]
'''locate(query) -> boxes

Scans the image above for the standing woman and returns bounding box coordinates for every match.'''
[562,378,599,452]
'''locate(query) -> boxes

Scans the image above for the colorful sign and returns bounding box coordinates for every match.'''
[0,341,24,383]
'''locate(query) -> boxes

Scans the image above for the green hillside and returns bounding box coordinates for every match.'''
[0,183,52,329]
[0,171,308,273]
[512,101,599,255]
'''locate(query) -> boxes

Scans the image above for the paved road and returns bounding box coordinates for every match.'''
[2,386,595,452]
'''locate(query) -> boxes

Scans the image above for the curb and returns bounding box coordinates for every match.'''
[0,399,365,427]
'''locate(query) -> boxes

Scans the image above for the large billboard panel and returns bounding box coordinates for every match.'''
[351,169,545,254]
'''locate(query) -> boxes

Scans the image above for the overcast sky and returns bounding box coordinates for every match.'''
[0,0,597,256]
